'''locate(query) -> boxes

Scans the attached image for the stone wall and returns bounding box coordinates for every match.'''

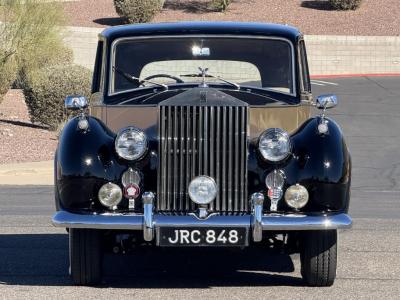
[305,35,400,76]
[65,27,400,76]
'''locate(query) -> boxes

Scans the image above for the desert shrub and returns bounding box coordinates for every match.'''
[0,53,17,102]
[0,0,71,91]
[328,0,362,10]
[113,0,165,23]
[16,45,74,89]
[24,65,92,130]
[210,0,232,12]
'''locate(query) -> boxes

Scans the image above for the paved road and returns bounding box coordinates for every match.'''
[1,76,400,299]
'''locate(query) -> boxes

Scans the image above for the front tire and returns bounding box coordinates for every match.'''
[69,228,103,285]
[300,230,337,286]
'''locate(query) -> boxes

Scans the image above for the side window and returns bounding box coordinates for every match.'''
[92,41,104,93]
[299,40,311,93]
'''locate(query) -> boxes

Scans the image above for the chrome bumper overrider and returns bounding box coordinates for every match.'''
[52,195,352,243]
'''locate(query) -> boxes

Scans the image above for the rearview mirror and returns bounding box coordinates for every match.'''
[65,96,88,110]
[316,94,338,110]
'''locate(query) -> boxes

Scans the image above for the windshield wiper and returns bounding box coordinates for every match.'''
[113,66,168,90]
[181,67,240,90]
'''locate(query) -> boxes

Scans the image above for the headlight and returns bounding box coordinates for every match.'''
[188,176,218,205]
[284,184,309,209]
[115,127,147,161]
[98,182,122,209]
[258,128,291,162]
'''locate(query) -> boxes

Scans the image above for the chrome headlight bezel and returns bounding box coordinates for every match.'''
[115,127,148,161]
[258,128,292,162]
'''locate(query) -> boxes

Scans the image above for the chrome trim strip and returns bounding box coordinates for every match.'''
[52,211,352,231]
[108,35,297,97]
[52,211,143,230]
[261,213,353,230]
[154,215,251,228]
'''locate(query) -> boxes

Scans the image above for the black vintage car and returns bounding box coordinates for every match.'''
[53,22,352,286]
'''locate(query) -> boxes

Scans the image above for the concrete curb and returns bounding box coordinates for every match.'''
[0,161,53,186]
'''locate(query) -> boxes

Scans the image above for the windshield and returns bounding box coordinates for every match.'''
[110,36,295,96]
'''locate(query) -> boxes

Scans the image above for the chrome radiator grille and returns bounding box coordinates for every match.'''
[157,105,249,213]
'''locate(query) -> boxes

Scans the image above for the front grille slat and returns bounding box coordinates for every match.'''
[167,107,172,211]
[228,106,233,211]
[215,107,221,211]
[209,106,215,211]
[204,107,208,175]
[158,104,248,214]
[185,106,191,211]
[234,107,239,211]
[173,107,178,211]
[240,107,247,211]
[222,107,227,212]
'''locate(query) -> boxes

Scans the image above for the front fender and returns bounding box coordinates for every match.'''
[249,116,351,213]
[55,116,123,211]
[288,116,351,212]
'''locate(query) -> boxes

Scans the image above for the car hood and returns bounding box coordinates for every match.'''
[91,90,310,139]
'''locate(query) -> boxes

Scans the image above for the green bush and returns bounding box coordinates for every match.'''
[328,0,362,10]
[210,0,232,12]
[16,45,74,89]
[24,65,92,130]
[0,53,17,102]
[113,0,165,23]
[0,0,71,91]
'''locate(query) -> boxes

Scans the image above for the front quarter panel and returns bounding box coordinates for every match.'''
[288,116,351,212]
[249,116,351,214]
[56,116,123,211]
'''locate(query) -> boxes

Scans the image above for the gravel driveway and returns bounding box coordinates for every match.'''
[63,0,400,36]
[0,90,57,164]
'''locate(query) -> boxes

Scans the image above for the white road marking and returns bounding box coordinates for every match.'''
[355,190,400,193]
[310,81,325,86]
[311,80,339,86]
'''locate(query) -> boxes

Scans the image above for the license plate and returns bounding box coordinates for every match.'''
[157,227,248,247]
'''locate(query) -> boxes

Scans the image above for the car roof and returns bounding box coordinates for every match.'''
[100,21,302,44]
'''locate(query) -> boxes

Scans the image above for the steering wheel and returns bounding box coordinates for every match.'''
[140,74,184,86]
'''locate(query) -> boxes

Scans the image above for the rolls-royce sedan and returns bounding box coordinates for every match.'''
[52,22,352,286]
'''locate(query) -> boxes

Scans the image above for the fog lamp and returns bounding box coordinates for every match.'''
[98,182,122,209]
[188,176,217,205]
[284,184,309,209]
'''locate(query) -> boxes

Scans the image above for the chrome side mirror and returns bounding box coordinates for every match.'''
[65,96,88,111]
[316,94,338,110]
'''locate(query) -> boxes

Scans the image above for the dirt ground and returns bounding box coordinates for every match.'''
[0,90,57,164]
[63,0,400,36]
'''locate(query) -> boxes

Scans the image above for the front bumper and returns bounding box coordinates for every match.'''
[52,209,352,243]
